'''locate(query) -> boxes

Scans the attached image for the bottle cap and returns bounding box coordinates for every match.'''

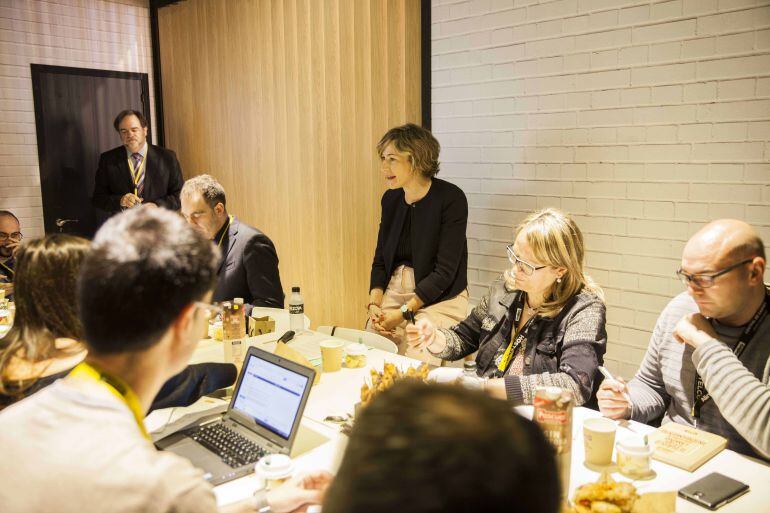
[292,286,300,293]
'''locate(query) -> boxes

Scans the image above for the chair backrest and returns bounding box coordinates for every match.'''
[316,326,398,354]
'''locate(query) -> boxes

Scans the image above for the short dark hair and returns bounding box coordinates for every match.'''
[323,381,560,513]
[376,123,441,178]
[181,174,227,209]
[113,109,148,132]
[0,210,19,225]
[77,208,219,354]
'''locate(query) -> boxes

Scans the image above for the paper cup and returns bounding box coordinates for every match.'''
[583,417,616,466]
[255,454,294,490]
[320,340,344,372]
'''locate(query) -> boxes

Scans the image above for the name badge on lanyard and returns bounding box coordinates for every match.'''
[691,289,769,424]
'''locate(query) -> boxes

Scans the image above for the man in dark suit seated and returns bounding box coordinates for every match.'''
[180,174,284,312]
[92,110,183,216]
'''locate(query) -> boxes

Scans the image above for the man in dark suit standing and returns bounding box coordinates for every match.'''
[180,174,284,312]
[92,110,183,215]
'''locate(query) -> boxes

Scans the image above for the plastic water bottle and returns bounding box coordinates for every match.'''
[458,361,484,390]
[289,286,304,332]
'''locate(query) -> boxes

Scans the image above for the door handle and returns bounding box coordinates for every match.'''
[55,218,79,233]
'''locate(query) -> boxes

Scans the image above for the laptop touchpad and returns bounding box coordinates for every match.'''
[290,424,329,458]
[166,438,232,476]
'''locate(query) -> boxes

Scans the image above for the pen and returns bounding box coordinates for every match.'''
[598,366,632,403]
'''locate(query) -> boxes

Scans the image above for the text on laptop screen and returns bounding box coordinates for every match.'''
[232,355,309,439]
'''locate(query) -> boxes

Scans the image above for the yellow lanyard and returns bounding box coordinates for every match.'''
[217,216,233,248]
[497,318,532,372]
[127,153,147,196]
[69,362,150,440]
[0,260,12,277]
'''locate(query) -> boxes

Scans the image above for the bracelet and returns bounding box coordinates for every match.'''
[366,302,381,311]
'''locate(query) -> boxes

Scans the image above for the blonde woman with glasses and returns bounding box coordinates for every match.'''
[407,208,607,405]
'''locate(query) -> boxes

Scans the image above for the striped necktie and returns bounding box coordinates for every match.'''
[132,152,145,197]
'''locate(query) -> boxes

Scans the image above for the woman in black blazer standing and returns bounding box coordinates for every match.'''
[367,124,469,363]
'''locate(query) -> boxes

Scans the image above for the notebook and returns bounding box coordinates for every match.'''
[648,421,727,472]
[156,346,320,485]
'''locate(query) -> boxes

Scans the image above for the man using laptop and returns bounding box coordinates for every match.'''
[0,207,329,513]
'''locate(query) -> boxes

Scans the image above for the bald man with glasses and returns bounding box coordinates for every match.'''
[598,219,769,460]
[0,210,22,298]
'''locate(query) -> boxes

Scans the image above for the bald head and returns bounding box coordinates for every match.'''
[685,219,765,267]
[681,219,766,325]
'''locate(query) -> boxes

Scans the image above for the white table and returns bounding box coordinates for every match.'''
[158,330,770,511]
[517,406,770,513]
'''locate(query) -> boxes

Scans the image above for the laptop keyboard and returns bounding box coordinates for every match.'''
[190,422,268,468]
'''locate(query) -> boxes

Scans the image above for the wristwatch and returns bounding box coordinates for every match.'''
[400,304,414,322]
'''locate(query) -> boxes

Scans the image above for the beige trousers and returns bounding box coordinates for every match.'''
[367,265,469,366]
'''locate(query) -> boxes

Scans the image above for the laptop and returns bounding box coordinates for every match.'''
[156,346,316,485]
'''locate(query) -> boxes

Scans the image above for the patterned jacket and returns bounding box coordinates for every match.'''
[434,275,607,405]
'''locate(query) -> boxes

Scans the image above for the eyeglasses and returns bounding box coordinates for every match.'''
[193,301,223,321]
[676,259,753,289]
[507,245,547,276]
[0,232,22,243]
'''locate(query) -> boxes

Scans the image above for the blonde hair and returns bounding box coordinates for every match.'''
[513,208,603,317]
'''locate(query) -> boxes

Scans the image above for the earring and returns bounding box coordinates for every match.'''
[557,277,562,283]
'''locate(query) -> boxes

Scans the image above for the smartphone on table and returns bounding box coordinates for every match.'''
[678,472,749,510]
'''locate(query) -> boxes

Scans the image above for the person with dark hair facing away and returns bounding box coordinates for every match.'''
[92,109,184,215]
[0,210,21,298]
[367,123,469,364]
[181,174,284,311]
[323,380,560,513]
[0,234,236,411]
[0,209,329,513]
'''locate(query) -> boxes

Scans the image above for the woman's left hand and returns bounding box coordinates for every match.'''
[375,309,403,334]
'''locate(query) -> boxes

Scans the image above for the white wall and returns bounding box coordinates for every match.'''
[0,0,155,238]
[431,0,770,377]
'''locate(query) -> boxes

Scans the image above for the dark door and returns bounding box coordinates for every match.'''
[31,65,152,238]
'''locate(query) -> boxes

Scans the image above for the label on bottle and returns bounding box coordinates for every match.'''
[289,304,304,315]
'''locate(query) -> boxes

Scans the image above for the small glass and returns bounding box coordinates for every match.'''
[617,438,654,478]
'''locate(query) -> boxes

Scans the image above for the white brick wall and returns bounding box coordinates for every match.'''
[0,0,155,238]
[432,0,770,378]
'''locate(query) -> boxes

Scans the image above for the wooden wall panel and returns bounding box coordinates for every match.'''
[158,0,422,328]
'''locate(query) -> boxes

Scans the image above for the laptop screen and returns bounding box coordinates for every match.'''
[231,353,310,439]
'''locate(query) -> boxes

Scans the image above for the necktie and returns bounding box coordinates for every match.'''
[132,153,145,197]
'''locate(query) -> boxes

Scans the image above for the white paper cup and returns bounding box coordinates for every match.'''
[255,454,294,490]
[583,417,616,466]
[320,340,344,372]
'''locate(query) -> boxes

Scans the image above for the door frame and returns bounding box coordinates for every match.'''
[30,64,152,234]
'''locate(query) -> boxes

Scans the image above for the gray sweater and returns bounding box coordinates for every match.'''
[628,292,770,460]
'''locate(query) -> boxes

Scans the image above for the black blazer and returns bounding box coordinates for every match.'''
[92,144,184,213]
[370,178,468,306]
[213,217,285,312]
